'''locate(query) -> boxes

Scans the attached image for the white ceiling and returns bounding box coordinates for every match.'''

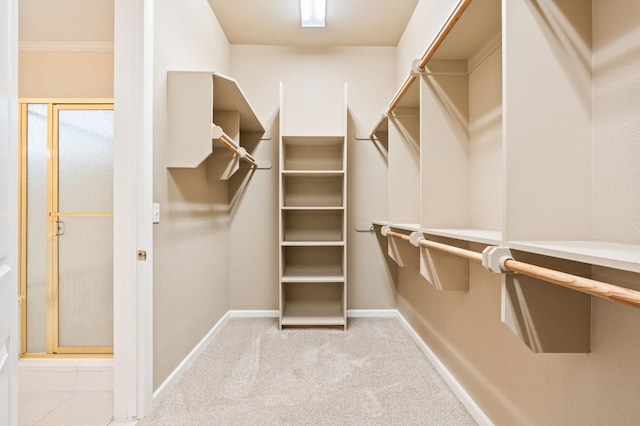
[206,0,420,46]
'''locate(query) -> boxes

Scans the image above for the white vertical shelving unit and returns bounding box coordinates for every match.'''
[278,83,348,329]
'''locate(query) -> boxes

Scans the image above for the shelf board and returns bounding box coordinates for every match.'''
[282,241,345,247]
[371,221,421,232]
[430,0,501,63]
[212,73,264,133]
[282,170,344,176]
[389,223,421,232]
[423,228,503,245]
[281,206,344,211]
[508,240,640,274]
[372,222,502,245]
[282,135,346,139]
[282,135,344,146]
[282,268,345,283]
[281,300,345,327]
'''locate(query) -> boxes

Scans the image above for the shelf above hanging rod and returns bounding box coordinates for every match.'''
[211,124,257,167]
[367,0,473,139]
[382,228,640,309]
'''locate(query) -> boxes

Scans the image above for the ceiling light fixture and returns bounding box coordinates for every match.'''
[300,0,326,28]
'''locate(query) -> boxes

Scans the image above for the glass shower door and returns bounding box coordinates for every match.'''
[52,105,114,354]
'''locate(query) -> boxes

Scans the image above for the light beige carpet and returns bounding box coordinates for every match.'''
[139,317,477,425]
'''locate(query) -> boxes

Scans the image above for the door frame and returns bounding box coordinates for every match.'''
[4,0,155,422]
[0,0,19,423]
[113,0,154,421]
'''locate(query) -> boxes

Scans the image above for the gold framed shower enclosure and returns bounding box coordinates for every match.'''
[19,99,114,357]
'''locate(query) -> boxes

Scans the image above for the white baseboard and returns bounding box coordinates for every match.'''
[152,311,231,407]
[396,312,493,426]
[227,310,278,318]
[347,309,399,318]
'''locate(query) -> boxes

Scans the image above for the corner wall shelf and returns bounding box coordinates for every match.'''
[166,71,266,178]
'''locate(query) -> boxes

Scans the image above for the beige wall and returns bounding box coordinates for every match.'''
[593,0,640,245]
[152,0,231,389]
[228,46,398,310]
[19,51,113,98]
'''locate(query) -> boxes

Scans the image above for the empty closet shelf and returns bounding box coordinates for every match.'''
[282,269,344,283]
[281,170,344,176]
[508,240,640,274]
[282,136,344,171]
[282,207,344,211]
[423,229,503,245]
[281,300,345,327]
[382,229,640,309]
[281,241,345,247]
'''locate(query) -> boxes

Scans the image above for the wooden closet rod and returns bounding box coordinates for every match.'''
[369,0,473,139]
[384,230,640,309]
[386,230,482,262]
[212,125,257,167]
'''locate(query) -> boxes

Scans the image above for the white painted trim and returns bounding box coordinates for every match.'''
[227,310,279,318]
[137,0,155,418]
[152,312,231,407]
[347,309,399,318]
[19,41,114,52]
[113,0,154,422]
[1,0,20,424]
[396,313,494,426]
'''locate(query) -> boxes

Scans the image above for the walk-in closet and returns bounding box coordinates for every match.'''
[5,0,640,424]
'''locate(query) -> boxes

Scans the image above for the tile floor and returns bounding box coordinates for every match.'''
[19,358,119,425]
[19,391,114,426]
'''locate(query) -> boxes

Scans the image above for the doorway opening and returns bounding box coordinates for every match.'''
[19,99,114,357]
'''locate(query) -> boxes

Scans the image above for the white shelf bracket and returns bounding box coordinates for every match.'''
[211,124,224,140]
[237,146,248,159]
[409,232,425,247]
[482,246,514,274]
[410,59,424,77]
[381,225,391,237]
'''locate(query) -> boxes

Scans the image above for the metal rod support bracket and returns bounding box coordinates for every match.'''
[380,225,391,237]
[482,246,514,274]
[355,222,374,232]
[409,232,425,247]
[410,59,425,77]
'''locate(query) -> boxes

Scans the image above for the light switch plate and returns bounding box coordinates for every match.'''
[152,203,160,224]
